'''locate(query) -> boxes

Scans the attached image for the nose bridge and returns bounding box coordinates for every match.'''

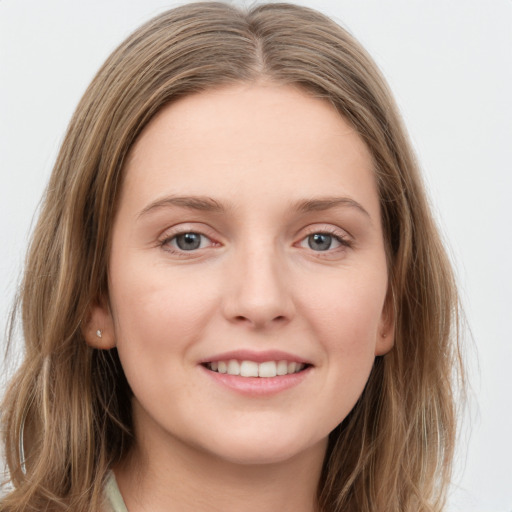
[224,239,293,329]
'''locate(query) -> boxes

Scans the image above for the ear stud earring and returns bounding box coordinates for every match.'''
[96,329,103,338]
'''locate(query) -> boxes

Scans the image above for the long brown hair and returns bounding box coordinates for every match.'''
[1,3,463,510]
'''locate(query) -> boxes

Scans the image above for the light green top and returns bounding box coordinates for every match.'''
[103,471,129,512]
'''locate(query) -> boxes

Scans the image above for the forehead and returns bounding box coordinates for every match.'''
[120,82,378,218]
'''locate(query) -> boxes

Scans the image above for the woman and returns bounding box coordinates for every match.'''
[1,3,463,511]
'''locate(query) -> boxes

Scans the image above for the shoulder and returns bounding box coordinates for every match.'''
[103,471,129,512]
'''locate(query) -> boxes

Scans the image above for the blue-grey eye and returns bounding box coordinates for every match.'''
[175,232,203,250]
[308,233,335,251]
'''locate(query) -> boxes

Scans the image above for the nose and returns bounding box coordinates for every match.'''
[221,244,295,330]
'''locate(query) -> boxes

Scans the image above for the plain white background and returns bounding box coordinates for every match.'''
[1,1,511,510]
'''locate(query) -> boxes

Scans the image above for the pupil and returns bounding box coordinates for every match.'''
[176,233,201,250]
[308,233,332,251]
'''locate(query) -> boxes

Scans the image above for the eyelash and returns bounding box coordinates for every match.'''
[158,226,352,256]
[158,228,219,257]
[299,227,352,253]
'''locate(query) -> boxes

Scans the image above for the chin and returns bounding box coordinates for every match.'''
[200,431,327,467]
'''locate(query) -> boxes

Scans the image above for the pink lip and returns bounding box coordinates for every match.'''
[199,349,311,365]
[200,364,312,396]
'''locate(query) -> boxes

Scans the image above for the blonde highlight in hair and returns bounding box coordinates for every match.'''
[1,3,463,511]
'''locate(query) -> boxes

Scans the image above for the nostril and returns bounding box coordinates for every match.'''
[231,314,288,328]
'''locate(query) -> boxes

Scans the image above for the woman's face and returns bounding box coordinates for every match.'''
[89,83,393,466]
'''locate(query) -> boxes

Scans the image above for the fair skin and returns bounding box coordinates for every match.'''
[86,82,393,512]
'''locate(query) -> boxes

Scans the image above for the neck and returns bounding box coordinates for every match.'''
[114,420,326,512]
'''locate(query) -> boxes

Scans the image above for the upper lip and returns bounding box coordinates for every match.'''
[199,349,312,365]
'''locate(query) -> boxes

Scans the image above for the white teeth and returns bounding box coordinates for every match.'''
[276,360,288,375]
[207,359,307,377]
[240,360,259,377]
[258,361,277,378]
[227,359,240,375]
[287,362,297,374]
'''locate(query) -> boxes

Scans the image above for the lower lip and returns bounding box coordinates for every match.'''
[200,365,311,396]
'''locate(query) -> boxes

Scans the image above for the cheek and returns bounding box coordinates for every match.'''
[108,258,221,369]
[108,268,218,410]
[299,269,387,351]
[305,275,385,423]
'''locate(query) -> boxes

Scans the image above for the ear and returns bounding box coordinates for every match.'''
[375,291,395,356]
[82,297,116,350]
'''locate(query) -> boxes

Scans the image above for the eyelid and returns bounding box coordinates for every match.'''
[157,223,221,254]
[155,222,352,257]
[295,224,353,253]
[298,224,351,241]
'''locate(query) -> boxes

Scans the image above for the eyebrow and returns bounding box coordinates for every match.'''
[138,195,225,218]
[294,197,372,221]
[137,194,371,221]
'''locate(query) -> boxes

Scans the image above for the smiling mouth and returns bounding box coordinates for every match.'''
[203,360,309,378]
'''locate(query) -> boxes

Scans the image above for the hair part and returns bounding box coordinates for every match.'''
[1,3,463,511]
